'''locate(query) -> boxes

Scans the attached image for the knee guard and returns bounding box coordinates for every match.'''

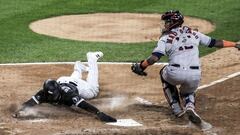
[160,68,184,117]
[160,67,181,105]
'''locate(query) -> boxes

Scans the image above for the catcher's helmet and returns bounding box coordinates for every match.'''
[43,79,61,102]
[161,10,184,31]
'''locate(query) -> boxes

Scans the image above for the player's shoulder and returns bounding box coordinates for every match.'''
[182,26,201,34]
[182,26,192,33]
[158,35,168,44]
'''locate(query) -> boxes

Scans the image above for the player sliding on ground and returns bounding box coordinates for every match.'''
[131,10,240,124]
[13,51,117,122]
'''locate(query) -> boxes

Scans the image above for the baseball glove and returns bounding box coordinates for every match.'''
[235,43,240,50]
[97,112,117,122]
[131,61,147,76]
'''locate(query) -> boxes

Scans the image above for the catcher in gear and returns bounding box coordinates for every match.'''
[13,52,117,123]
[131,10,240,124]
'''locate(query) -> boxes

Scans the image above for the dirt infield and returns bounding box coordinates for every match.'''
[29,13,215,43]
[0,47,239,135]
[0,13,239,135]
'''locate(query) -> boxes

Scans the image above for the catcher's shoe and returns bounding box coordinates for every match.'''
[171,102,185,118]
[74,61,89,72]
[185,103,202,124]
[87,51,103,61]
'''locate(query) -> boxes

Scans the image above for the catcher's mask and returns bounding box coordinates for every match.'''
[161,10,184,32]
[43,79,61,102]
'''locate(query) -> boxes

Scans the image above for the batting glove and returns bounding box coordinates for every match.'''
[96,111,117,122]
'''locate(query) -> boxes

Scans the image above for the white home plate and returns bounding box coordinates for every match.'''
[106,119,142,127]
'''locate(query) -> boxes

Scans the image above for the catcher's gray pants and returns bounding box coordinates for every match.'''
[161,65,201,95]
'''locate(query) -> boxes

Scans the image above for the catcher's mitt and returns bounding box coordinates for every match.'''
[235,43,240,50]
[131,61,147,76]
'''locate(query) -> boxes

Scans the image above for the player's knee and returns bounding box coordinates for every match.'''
[159,66,167,83]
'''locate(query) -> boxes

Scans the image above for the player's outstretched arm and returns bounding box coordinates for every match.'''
[12,89,45,118]
[213,40,240,50]
[12,98,38,118]
[76,100,117,122]
[131,54,160,76]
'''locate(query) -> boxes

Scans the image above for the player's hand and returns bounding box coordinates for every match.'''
[12,109,25,118]
[12,105,28,118]
[131,63,147,76]
[235,42,240,50]
[97,112,117,122]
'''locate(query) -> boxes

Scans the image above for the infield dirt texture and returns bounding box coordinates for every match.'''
[0,0,240,135]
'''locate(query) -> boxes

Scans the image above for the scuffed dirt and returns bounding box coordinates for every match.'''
[0,48,239,135]
[0,12,239,135]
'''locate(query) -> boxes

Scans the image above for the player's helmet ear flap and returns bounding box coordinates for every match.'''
[43,79,61,102]
[161,10,184,31]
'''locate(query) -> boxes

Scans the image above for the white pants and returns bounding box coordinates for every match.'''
[57,57,99,99]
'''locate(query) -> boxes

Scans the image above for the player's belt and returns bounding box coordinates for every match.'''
[170,64,199,70]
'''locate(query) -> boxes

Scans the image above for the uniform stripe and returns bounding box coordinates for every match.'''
[75,99,85,107]
[32,96,39,104]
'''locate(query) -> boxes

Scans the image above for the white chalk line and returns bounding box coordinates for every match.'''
[0,62,168,66]
[136,71,240,104]
[135,72,239,133]
[197,72,240,91]
[1,62,239,130]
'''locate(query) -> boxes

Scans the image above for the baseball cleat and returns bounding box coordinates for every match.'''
[87,51,103,61]
[175,110,185,118]
[74,61,89,72]
[186,107,202,124]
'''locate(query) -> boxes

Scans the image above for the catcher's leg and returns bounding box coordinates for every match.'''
[181,92,202,124]
[180,75,202,124]
[160,67,184,117]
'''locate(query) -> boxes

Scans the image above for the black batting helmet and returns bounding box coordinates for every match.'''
[43,79,61,102]
[161,10,184,31]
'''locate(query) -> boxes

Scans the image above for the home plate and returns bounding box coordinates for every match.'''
[106,119,143,127]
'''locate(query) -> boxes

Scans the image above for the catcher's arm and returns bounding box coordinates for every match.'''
[212,39,240,50]
[76,98,117,122]
[131,54,161,76]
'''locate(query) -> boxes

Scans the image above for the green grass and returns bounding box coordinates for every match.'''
[0,0,239,63]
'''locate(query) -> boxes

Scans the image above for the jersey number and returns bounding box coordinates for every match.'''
[179,45,193,51]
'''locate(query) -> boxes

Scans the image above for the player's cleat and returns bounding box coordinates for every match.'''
[185,103,202,124]
[87,51,104,61]
[171,102,185,118]
[74,61,89,72]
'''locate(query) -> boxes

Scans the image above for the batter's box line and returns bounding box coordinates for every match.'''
[196,71,240,91]
[135,71,240,105]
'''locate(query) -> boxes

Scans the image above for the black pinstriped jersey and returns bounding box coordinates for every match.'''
[33,83,83,106]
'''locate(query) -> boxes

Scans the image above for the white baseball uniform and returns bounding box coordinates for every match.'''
[57,53,100,99]
[154,26,212,95]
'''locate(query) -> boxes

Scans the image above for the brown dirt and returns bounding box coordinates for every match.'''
[0,13,239,135]
[29,13,215,43]
[0,48,239,135]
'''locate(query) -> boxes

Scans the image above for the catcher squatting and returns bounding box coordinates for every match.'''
[13,10,240,124]
[131,10,240,124]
